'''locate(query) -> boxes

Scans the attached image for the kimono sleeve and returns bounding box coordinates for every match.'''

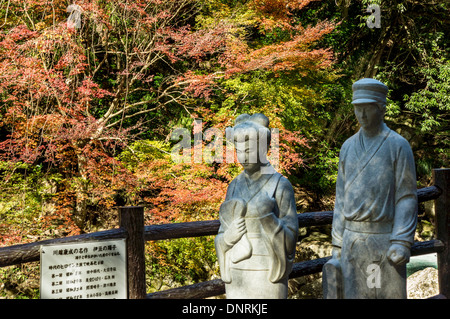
[214,178,237,283]
[260,176,299,282]
[391,139,418,245]
[331,141,349,248]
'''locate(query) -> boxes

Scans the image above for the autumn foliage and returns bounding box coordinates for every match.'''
[0,0,338,295]
[0,0,335,237]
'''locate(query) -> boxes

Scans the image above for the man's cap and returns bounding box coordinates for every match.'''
[352,78,388,105]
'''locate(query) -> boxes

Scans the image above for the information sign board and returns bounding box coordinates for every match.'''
[40,239,127,299]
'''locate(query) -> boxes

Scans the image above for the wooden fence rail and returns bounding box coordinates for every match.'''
[0,169,448,299]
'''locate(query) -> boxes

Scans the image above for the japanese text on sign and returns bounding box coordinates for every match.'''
[40,239,127,299]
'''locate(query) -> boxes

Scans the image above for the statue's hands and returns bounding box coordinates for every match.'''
[387,243,410,265]
[331,246,341,260]
[224,217,246,245]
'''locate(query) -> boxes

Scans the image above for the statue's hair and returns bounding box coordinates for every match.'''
[232,113,271,144]
[235,113,270,128]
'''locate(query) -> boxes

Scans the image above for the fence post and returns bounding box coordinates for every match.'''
[433,169,450,298]
[119,206,146,299]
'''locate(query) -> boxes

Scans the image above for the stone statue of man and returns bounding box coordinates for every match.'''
[323,78,418,299]
[215,113,299,299]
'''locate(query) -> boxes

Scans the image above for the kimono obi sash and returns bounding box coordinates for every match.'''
[231,237,270,271]
[345,220,393,234]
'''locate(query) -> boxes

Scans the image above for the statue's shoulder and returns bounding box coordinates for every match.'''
[339,132,358,157]
[385,130,415,163]
[343,132,359,148]
[386,129,411,148]
[275,173,294,194]
[225,173,243,199]
[229,172,244,185]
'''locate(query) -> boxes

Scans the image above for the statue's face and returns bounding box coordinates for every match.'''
[233,123,270,173]
[235,138,260,172]
[354,102,385,132]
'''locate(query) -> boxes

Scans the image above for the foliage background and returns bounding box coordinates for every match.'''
[0,0,448,298]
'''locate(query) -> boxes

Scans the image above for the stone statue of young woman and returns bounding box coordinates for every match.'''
[214,113,299,299]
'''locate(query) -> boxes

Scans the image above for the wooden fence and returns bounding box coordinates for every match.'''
[0,168,448,299]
